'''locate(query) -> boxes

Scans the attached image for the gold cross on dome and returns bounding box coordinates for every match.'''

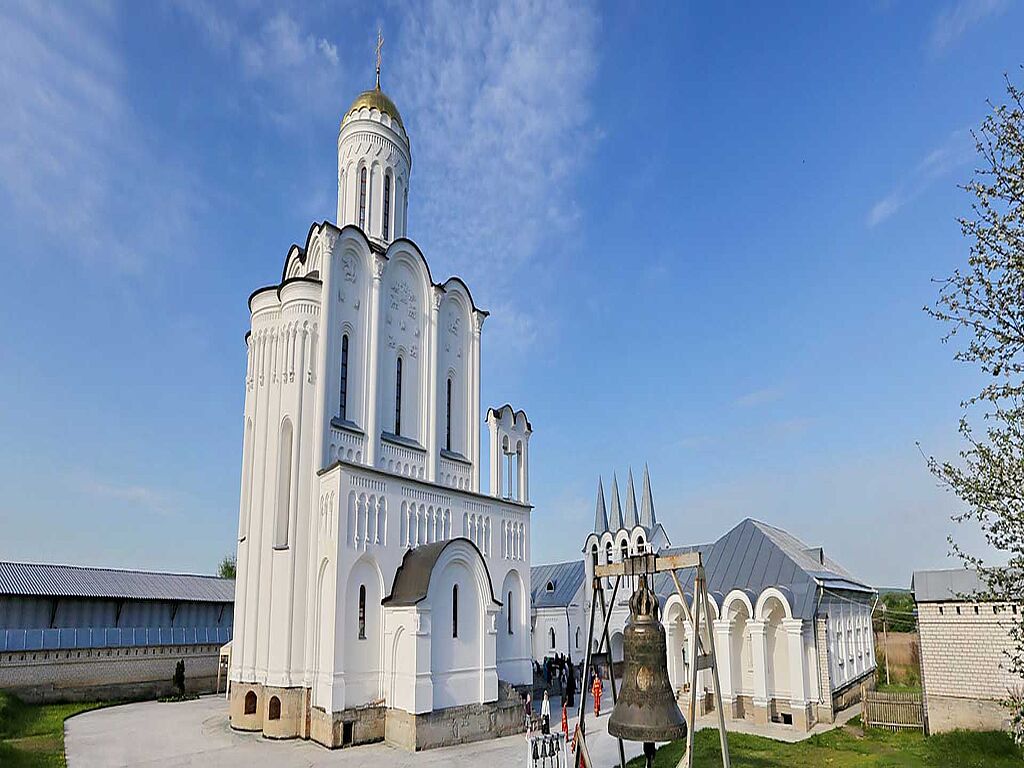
[375,27,384,88]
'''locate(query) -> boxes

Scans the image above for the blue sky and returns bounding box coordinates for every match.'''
[1,0,1021,587]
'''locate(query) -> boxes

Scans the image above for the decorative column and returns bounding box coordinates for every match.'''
[470,311,484,492]
[364,254,385,467]
[747,619,770,725]
[784,618,812,731]
[712,618,739,719]
[425,287,441,482]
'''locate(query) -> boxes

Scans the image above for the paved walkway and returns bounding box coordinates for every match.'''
[65,692,859,767]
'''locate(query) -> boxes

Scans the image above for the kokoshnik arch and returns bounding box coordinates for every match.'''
[227,68,535,750]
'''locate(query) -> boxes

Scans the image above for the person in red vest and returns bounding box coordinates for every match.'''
[592,672,603,717]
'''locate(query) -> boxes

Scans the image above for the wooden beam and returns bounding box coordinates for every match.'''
[594,551,701,579]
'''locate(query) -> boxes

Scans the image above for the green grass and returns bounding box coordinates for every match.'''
[624,723,1023,768]
[0,691,109,767]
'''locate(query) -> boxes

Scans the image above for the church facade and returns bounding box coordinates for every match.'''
[228,75,534,749]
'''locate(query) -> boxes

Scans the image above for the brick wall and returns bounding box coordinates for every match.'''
[918,602,1018,701]
[0,643,221,703]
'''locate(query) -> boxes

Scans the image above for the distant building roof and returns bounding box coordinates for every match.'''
[0,561,235,603]
[911,568,988,603]
[654,518,874,620]
[531,560,585,609]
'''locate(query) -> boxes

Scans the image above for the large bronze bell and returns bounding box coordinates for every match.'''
[607,573,688,745]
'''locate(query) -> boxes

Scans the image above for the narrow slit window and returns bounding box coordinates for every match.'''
[383,173,391,239]
[395,357,403,436]
[452,584,459,638]
[446,377,453,451]
[507,590,513,634]
[358,584,366,640]
[549,627,555,649]
[358,167,367,229]
[339,334,349,420]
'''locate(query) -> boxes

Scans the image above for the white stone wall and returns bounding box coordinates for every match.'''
[532,604,586,661]
[918,601,1018,701]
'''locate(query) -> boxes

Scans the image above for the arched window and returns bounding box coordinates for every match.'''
[508,590,513,634]
[268,696,281,720]
[339,334,349,420]
[605,542,613,564]
[546,581,555,593]
[452,584,459,638]
[591,543,598,570]
[275,420,293,548]
[445,377,453,451]
[358,167,367,229]
[549,627,556,650]
[395,357,403,436]
[358,584,366,640]
[575,626,580,649]
[383,173,391,239]
[244,690,257,715]
[620,541,629,562]
[636,535,645,553]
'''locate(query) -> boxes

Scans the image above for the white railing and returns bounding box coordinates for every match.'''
[380,437,426,479]
[439,455,473,490]
[329,423,365,464]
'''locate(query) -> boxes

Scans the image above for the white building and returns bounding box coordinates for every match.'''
[532,469,876,732]
[228,73,535,750]
[913,568,1017,733]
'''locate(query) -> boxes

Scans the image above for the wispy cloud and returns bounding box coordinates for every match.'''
[866,127,974,227]
[391,0,600,331]
[735,387,785,408]
[0,0,201,274]
[929,0,1008,53]
[171,1,342,125]
[77,475,175,517]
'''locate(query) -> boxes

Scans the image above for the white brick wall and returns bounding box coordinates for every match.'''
[918,602,1019,700]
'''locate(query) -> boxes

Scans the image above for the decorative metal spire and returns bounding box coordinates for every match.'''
[640,463,657,529]
[594,477,609,533]
[625,467,639,529]
[375,27,384,89]
[609,473,624,531]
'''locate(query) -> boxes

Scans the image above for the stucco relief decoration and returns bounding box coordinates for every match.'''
[387,334,396,350]
[410,345,418,359]
[373,255,387,280]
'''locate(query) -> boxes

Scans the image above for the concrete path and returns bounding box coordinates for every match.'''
[66,692,859,767]
[65,694,644,768]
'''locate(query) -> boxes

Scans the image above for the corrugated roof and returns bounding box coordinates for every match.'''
[531,560,585,608]
[911,568,988,603]
[651,519,873,620]
[0,561,235,603]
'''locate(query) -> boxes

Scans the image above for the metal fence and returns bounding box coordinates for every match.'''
[0,626,232,652]
[862,689,925,732]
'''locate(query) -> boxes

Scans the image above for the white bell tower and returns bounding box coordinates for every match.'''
[337,30,411,244]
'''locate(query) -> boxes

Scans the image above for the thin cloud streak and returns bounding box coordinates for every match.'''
[929,0,1008,53]
[866,128,973,227]
[735,387,785,408]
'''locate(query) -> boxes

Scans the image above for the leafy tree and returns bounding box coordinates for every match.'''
[218,554,236,580]
[874,592,917,634]
[925,71,1024,709]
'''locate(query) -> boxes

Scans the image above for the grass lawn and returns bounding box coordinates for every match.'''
[625,721,1022,767]
[0,691,109,767]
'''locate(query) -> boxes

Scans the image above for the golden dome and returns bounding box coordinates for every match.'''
[346,85,404,130]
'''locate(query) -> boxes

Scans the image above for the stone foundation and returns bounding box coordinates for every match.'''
[385,697,524,750]
[309,701,386,747]
[228,680,522,750]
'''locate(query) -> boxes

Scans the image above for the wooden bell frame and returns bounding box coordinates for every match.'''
[572,550,731,768]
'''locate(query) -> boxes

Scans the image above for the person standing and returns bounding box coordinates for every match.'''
[541,690,551,734]
[592,673,603,717]
[565,661,576,708]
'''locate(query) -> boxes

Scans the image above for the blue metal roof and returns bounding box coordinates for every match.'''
[531,560,585,608]
[0,561,235,603]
